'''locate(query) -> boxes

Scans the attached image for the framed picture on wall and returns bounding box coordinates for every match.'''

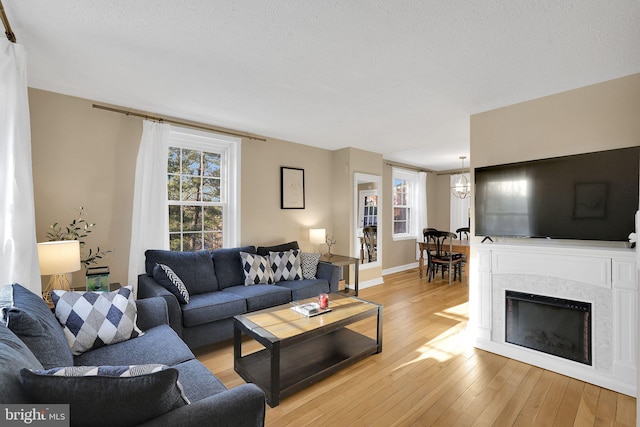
[281,167,305,209]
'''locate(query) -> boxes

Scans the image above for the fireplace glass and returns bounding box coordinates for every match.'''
[505,290,592,365]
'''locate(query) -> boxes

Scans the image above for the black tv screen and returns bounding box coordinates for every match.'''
[474,147,639,241]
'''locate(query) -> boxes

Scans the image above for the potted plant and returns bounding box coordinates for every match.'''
[47,207,112,267]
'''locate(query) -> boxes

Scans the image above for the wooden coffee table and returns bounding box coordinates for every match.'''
[233,293,383,407]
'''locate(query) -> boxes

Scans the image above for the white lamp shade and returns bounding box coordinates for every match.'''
[309,228,326,244]
[37,240,81,275]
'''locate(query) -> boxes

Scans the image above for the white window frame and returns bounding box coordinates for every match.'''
[392,168,420,240]
[167,126,240,249]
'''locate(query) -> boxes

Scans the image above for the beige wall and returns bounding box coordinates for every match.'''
[240,137,334,253]
[30,88,141,288]
[29,89,336,287]
[471,73,640,169]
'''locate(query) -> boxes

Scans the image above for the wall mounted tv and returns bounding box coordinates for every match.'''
[474,146,639,242]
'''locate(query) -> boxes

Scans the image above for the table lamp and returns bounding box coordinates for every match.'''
[38,240,81,302]
[309,228,326,253]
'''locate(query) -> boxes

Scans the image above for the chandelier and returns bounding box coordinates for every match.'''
[451,156,471,199]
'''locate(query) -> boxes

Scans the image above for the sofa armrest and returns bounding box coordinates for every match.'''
[317,261,341,293]
[135,297,169,330]
[140,383,265,427]
[138,274,183,337]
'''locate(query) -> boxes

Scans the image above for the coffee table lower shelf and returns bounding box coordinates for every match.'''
[235,328,378,407]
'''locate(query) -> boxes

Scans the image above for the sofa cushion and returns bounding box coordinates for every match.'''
[270,249,303,282]
[153,263,190,304]
[1,283,74,369]
[222,285,291,312]
[172,359,228,403]
[21,365,188,427]
[276,279,330,301]
[0,324,43,404]
[145,250,218,294]
[300,252,321,279]
[240,252,274,285]
[74,324,193,367]
[182,292,246,327]
[256,241,300,256]
[52,286,144,356]
[211,246,256,289]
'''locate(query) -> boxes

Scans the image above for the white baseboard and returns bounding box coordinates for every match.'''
[383,262,418,276]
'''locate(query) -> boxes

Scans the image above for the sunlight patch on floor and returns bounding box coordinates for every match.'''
[392,302,471,369]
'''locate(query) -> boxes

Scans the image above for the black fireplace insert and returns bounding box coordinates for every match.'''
[505,290,592,365]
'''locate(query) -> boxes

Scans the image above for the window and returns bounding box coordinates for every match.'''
[392,168,420,239]
[167,127,240,251]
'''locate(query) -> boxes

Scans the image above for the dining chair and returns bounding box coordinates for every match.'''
[424,230,463,285]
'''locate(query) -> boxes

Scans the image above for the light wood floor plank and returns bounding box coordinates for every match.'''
[193,268,636,426]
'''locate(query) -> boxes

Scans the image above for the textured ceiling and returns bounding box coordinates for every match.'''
[4,1,640,171]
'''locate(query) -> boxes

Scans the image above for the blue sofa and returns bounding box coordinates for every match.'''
[0,283,265,426]
[138,242,341,349]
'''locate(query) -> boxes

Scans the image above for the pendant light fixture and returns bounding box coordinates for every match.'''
[451,156,471,199]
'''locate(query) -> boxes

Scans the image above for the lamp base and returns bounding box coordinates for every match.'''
[42,273,72,305]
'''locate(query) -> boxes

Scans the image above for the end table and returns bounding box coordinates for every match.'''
[319,254,360,296]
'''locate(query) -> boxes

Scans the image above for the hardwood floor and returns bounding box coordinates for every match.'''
[194,269,636,426]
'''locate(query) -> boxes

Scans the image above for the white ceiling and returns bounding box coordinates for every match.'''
[4,1,640,171]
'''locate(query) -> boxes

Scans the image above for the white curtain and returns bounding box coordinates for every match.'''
[0,39,40,292]
[415,171,428,260]
[450,173,470,234]
[127,120,171,291]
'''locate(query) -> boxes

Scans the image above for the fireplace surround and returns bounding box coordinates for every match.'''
[470,242,637,396]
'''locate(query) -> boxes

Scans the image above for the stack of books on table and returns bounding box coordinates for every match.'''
[290,302,331,317]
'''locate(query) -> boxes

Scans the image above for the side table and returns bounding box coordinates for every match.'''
[319,254,360,296]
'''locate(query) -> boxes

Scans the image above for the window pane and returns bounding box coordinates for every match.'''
[168,175,180,200]
[202,178,221,202]
[204,206,222,230]
[394,222,407,234]
[169,234,181,251]
[169,205,181,232]
[204,232,223,250]
[181,176,201,201]
[182,205,202,232]
[182,233,202,252]
[181,149,201,176]
[203,152,221,177]
[168,147,180,174]
[394,207,407,221]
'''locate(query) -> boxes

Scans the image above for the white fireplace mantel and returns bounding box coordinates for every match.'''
[469,242,637,396]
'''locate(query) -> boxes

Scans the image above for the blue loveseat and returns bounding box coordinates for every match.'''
[138,242,341,349]
[0,283,265,427]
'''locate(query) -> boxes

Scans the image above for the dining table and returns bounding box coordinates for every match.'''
[417,239,470,280]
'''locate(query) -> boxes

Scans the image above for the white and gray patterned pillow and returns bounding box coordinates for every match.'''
[300,252,321,279]
[153,263,190,304]
[240,252,274,285]
[51,286,144,356]
[269,249,303,282]
[21,364,190,426]
[36,364,169,377]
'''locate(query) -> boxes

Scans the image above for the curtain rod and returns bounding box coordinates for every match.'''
[384,161,433,174]
[0,0,16,43]
[92,104,267,142]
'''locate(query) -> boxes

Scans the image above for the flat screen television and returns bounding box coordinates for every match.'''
[474,147,640,242]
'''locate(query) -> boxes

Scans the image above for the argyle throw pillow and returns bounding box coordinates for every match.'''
[240,252,274,285]
[269,249,303,282]
[51,286,144,356]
